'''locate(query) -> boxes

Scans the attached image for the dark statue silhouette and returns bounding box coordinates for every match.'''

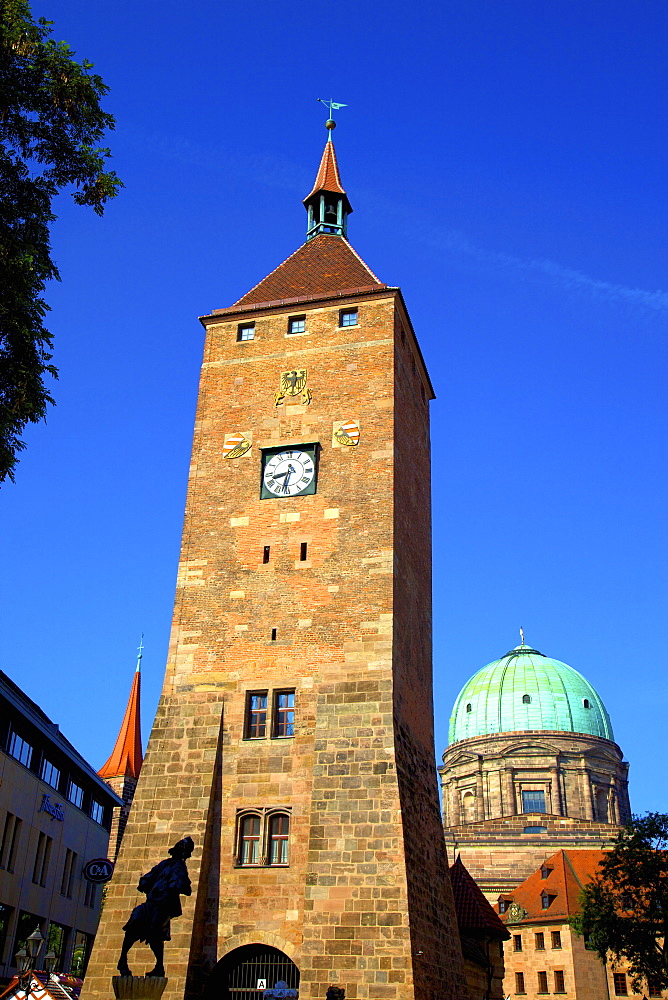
[117,836,194,978]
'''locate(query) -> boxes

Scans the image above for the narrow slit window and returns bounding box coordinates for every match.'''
[271,628,277,642]
[300,542,308,561]
[263,545,270,564]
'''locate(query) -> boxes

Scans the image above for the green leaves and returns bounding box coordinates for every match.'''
[571,813,668,993]
[0,0,123,481]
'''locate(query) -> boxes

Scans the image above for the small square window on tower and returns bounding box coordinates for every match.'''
[339,308,358,327]
[288,315,306,335]
[237,323,255,342]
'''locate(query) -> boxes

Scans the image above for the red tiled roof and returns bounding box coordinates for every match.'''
[231,234,385,308]
[99,667,143,780]
[303,138,347,201]
[499,850,606,924]
[451,857,510,939]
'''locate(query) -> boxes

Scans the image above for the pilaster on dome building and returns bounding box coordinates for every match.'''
[439,639,631,902]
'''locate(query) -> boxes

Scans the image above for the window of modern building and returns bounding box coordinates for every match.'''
[288,315,306,335]
[32,832,52,886]
[84,880,97,908]
[537,971,549,994]
[8,731,33,768]
[522,789,546,813]
[245,692,268,739]
[60,849,78,897]
[67,780,84,808]
[46,921,68,972]
[0,904,12,964]
[522,694,531,704]
[541,891,553,910]
[40,758,60,790]
[13,911,44,961]
[273,691,295,737]
[551,930,562,949]
[613,973,628,996]
[515,972,525,995]
[70,930,92,977]
[237,323,255,342]
[0,813,22,871]
[339,308,358,327]
[90,800,104,825]
[554,970,565,993]
[268,814,290,865]
[513,934,522,952]
[535,932,545,950]
[239,815,261,866]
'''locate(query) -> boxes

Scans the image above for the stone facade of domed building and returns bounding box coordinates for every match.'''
[439,641,631,902]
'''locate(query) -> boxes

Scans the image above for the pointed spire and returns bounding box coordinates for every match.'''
[99,641,143,780]
[303,138,353,240]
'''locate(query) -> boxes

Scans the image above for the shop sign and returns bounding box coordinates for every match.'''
[83,858,115,883]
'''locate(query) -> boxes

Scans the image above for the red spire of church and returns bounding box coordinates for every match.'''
[99,646,143,780]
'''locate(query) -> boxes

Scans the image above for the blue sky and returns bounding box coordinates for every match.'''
[2,0,666,814]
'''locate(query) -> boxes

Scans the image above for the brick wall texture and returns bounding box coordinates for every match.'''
[81,287,468,1000]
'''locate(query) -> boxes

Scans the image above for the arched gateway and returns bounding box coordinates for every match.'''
[206,945,299,999]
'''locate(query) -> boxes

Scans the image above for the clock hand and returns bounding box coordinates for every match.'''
[281,464,296,494]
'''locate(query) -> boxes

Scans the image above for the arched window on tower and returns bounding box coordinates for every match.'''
[268,813,290,866]
[239,814,261,865]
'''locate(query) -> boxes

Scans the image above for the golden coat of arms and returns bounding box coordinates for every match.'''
[274,369,312,406]
[333,419,360,447]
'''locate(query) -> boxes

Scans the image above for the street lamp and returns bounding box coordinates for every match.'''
[15,928,44,990]
[44,952,57,981]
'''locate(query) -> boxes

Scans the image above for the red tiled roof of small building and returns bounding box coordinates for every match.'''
[303,138,347,201]
[450,856,510,939]
[231,234,385,308]
[498,849,606,924]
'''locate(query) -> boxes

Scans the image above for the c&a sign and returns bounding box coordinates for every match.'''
[83,858,114,883]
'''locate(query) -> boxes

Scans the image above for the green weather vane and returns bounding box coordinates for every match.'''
[317,98,348,133]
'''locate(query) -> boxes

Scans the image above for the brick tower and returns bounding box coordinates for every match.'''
[83,119,466,1000]
[98,647,144,860]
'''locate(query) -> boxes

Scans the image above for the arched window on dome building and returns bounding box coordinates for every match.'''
[462,790,476,823]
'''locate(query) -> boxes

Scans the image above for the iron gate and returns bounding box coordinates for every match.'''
[210,944,299,999]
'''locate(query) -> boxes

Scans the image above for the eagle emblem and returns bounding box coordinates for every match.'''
[275,369,312,406]
[333,419,360,447]
[222,431,252,460]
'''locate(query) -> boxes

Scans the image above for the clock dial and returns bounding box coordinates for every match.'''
[262,449,316,497]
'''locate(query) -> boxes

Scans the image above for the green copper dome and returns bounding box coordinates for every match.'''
[448,644,614,745]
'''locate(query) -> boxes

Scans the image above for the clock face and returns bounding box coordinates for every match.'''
[262,448,317,498]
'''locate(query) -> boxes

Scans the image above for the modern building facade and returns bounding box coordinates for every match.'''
[83,123,467,1000]
[0,672,121,983]
[440,641,630,900]
[498,850,667,1000]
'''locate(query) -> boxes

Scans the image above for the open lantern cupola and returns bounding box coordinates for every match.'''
[303,135,352,240]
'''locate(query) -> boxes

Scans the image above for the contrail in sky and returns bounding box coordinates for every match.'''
[142,131,668,318]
